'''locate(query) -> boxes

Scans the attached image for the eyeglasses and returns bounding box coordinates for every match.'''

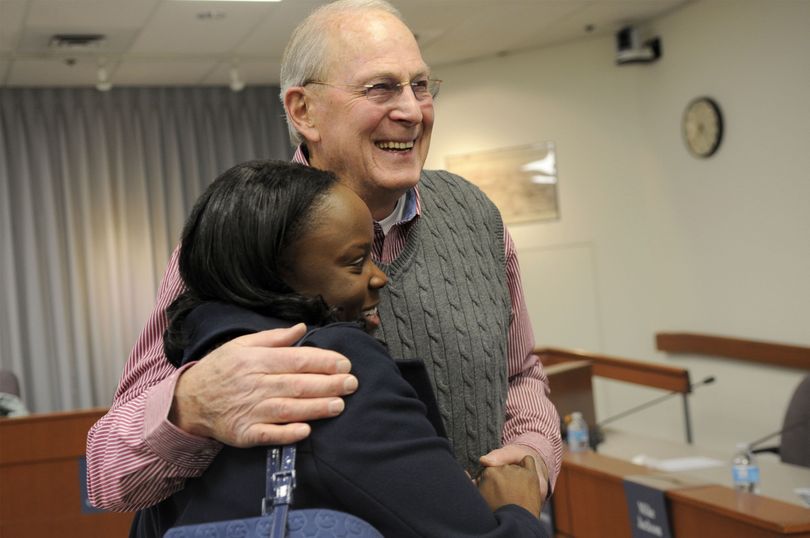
[305,78,442,104]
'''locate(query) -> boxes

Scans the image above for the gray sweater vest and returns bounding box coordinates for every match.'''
[376,169,512,473]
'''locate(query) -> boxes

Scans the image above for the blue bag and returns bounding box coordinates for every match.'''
[164,445,382,538]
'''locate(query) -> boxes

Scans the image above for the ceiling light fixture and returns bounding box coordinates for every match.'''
[229,66,245,92]
[96,66,113,92]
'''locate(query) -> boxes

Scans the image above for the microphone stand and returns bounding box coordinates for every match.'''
[748,415,810,450]
[591,376,716,451]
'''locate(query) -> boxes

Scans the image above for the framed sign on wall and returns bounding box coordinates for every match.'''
[445,142,560,225]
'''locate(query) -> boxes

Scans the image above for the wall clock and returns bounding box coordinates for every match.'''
[682,97,723,158]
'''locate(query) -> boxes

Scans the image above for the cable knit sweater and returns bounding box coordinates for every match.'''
[375,169,512,473]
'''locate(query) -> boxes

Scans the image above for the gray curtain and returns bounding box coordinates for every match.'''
[0,86,291,413]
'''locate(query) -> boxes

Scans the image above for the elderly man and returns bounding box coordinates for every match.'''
[87,0,561,512]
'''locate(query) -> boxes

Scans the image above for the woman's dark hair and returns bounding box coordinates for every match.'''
[164,159,339,364]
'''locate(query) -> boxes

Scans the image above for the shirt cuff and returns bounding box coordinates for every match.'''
[508,434,559,493]
[143,362,222,468]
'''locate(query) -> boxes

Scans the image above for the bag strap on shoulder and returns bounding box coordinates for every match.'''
[263,445,297,538]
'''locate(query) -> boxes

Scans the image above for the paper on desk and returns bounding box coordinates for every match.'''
[795,487,810,507]
[631,454,725,472]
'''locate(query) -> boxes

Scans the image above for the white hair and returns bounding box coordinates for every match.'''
[279,0,406,146]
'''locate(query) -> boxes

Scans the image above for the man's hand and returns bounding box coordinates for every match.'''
[480,444,549,500]
[170,323,357,447]
[477,455,543,517]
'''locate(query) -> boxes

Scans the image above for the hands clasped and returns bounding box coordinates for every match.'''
[476,454,544,518]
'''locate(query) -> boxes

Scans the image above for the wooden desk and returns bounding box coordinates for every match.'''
[0,408,133,537]
[538,347,699,443]
[538,347,691,394]
[544,360,596,427]
[553,431,810,537]
[598,430,810,507]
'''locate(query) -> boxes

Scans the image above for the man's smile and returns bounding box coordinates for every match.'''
[375,140,416,151]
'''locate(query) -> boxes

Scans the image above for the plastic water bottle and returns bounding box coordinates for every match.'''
[566,411,590,453]
[731,442,760,493]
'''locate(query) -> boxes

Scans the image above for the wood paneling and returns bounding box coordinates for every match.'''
[538,347,691,393]
[0,409,133,538]
[544,360,596,426]
[656,332,810,370]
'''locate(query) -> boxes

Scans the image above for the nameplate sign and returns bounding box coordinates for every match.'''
[623,478,672,538]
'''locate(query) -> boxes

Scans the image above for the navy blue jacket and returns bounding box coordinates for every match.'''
[133,303,545,537]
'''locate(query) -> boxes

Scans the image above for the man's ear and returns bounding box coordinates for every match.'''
[284,87,321,144]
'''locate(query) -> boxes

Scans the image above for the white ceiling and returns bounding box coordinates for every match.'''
[0,0,689,88]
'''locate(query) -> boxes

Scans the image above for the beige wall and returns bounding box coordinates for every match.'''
[426,0,810,452]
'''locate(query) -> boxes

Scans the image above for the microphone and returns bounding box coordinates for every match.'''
[589,375,716,450]
[747,414,810,450]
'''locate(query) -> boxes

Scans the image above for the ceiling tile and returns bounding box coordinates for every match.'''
[397,0,491,50]
[15,0,159,56]
[26,0,159,29]
[0,0,692,87]
[420,1,586,66]
[507,0,686,53]
[0,0,28,53]
[8,56,100,86]
[567,0,687,35]
[130,1,276,55]
[234,0,324,56]
[112,58,218,85]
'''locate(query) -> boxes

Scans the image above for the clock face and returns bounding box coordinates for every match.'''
[683,97,723,158]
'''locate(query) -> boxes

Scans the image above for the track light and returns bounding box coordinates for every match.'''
[96,66,112,91]
[229,66,245,92]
